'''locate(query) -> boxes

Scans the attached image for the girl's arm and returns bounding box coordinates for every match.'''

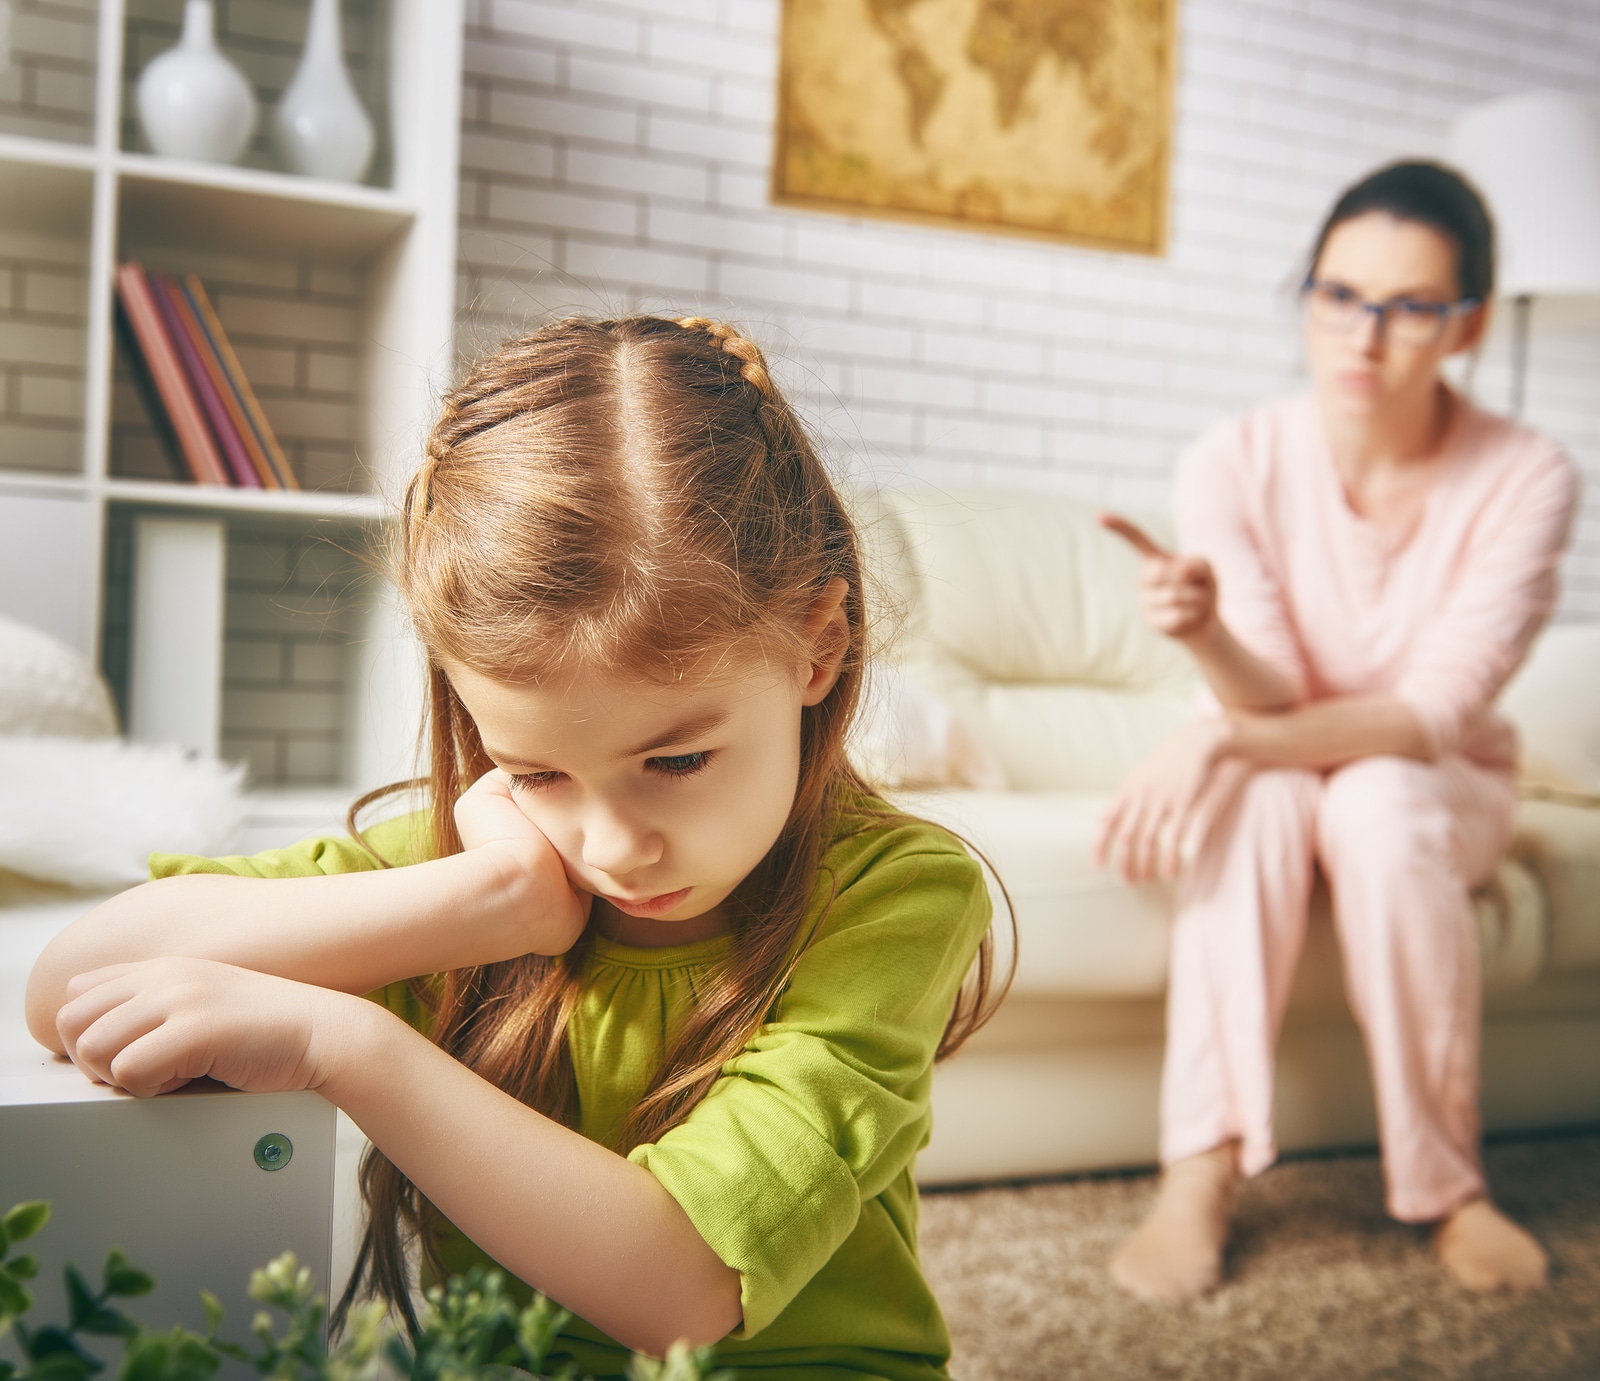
[26,771,588,1054]
[52,959,741,1355]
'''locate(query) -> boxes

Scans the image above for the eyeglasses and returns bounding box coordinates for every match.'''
[1301,278,1480,347]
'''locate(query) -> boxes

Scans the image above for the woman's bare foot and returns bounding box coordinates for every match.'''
[1110,1142,1239,1302]
[1434,1197,1548,1292]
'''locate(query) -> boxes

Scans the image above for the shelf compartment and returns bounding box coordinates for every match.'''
[103,503,383,788]
[0,154,93,477]
[121,0,393,189]
[0,0,99,147]
[109,230,386,494]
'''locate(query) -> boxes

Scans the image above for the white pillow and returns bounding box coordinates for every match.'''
[1499,623,1600,800]
[0,736,245,888]
[851,663,1007,792]
[0,615,118,739]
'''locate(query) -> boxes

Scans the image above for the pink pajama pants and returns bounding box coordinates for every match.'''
[1160,755,1516,1222]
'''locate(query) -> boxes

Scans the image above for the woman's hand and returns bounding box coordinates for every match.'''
[1094,718,1237,883]
[1099,514,1218,642]
[54,957,365,1099]
[454,769,592,956]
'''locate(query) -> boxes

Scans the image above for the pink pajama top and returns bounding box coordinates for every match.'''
[1174,390,1578,766]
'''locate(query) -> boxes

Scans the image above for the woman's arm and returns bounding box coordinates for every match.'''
[1223,693,1429,769]
[1095,693,1428,883]
[26,771,588,1053]
[51,959,741,1355]
[1099,515,1299,712]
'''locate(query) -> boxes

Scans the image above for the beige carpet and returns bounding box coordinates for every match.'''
[919,1132,1600,1381]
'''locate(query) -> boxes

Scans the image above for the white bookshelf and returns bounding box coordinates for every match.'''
[0,0,462,810]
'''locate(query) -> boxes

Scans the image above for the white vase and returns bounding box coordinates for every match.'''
[273,0,375,183]
[137,0,258,165]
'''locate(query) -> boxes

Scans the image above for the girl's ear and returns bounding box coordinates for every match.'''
[799,577,850,707]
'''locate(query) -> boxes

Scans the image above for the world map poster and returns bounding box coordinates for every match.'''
[773,0,1178,254]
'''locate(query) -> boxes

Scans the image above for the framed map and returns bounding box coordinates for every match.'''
[773,0,1178,254]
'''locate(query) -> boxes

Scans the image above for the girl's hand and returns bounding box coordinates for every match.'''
[54,958,362,1099]
[1094,719,1236,883]
[454,769,592,956]
[1099,514,1219,643]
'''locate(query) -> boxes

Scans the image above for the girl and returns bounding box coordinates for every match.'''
[1096,162,1576,1302]
[26,316,1003,1379]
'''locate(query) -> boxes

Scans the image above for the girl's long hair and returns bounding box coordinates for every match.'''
[336,316,1010,1330]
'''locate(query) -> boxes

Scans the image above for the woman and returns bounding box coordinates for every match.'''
[1096,161,1576,1302]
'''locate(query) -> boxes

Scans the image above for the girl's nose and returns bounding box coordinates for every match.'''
[579,800,663,878]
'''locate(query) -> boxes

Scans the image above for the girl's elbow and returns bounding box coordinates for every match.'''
[629,1268,741,1356]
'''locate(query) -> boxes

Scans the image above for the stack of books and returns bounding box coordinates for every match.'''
[115,261,299,490]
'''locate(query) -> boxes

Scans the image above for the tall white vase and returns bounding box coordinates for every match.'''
[273,0,375,183]
[137,0,258,165]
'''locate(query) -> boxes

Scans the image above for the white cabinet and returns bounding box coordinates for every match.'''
[0,0,462,808]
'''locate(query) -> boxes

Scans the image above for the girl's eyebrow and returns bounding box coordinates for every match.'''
[488,709,731,772]
[621,708,730,759]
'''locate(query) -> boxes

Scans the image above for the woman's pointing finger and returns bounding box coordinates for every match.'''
[1098,512,1172,561]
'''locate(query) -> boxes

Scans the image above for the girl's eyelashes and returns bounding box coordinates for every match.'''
[646,750,713,778]
[507,771,562,793]
[505,752,713,790]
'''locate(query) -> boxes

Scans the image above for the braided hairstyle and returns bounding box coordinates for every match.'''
[338,315,1004,1330]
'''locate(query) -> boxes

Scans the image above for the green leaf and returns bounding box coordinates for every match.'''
[198,1292,222,1339]
[1,1204,49,1246]
[20,1323,104,1374]
[102,1250,155,1299]
[77,1307,138,1340]
[26,1353,101,1381]
[0,1272,31,1317]
[119,1328,220,1381]
[5,1255,39,1282]
[0,1357,16,1381]
[65,1267,98,1329]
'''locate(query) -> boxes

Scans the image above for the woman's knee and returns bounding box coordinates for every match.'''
[1316,756,1455,878]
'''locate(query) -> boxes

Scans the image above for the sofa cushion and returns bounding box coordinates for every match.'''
[871,488,1196,693]
[893,788,1174,997]
[931,678,1194,795]
[1500,624,1600,801]
[897,787,1553,999]
[1513,799,1600,973]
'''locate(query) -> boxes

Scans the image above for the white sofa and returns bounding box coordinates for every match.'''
[852,487,1600,1186]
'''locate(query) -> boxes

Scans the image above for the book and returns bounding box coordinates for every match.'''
[114,262,230,486]
[150,274,262,488]
[158,273,276,489]
[113,298,189,483]
[182,275,299,491]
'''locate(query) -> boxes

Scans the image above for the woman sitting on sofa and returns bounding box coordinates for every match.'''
[1096,160,1576,1302]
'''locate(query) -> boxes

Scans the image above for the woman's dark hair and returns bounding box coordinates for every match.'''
[1308,160,1495,301]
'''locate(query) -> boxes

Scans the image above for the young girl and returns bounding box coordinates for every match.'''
[26,316,1002,1378]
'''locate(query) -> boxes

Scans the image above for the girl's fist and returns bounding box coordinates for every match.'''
[1099,513,1219,643]
[55,958,360,1099]
[454,769,591,956]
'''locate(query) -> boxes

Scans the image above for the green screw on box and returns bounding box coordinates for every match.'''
[254,1132,293,1171]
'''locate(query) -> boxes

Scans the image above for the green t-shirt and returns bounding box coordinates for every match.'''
[150,793,991,1380]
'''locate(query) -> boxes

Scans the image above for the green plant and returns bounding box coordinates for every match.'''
[0,1203,729,1381]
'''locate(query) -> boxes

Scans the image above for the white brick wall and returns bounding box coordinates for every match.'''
[0,225,89,475]
[455,0,1600,618]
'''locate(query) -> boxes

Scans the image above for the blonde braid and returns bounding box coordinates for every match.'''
[675,316,777,401]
